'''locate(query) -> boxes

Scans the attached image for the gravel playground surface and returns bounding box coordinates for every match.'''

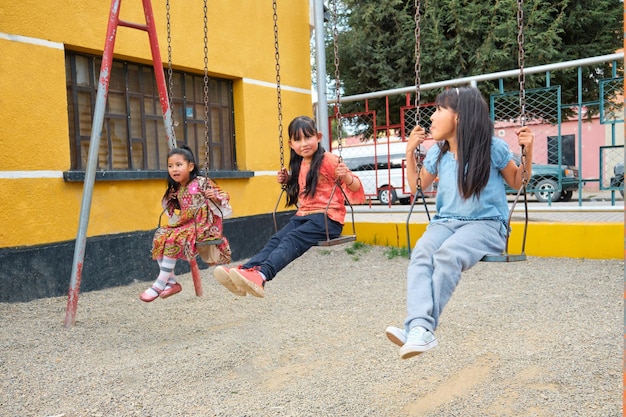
[1,245,623,417]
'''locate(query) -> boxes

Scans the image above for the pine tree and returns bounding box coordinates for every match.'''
[326,0,622,121]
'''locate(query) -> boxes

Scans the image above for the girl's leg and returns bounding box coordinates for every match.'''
[429,220,504,329]
[231,214,341,297]
[242,217,298,268]
[255,214,341,280]
[404,222,454,332]
[157,257,177,287]
[166,274,177,287]
[160,257,182,299]
[243,213,343,281]
[404,220,505,331]
[140,256,177,302]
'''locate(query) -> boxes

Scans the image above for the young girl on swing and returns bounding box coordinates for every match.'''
[386,87,534,358]
[140,145,232,302]
[213,115,365,298]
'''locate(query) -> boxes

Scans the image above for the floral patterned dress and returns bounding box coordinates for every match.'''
[151,176,232,265]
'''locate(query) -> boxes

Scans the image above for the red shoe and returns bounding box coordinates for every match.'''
[214,266,246,296]
[229,267,265,298]
[160,282,182,299]
[139,285,163,302]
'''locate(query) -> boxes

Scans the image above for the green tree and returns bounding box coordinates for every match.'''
[325,0,623,123]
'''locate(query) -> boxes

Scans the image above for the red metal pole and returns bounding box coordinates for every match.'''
[189,258,204,297]
[142,0,177,151]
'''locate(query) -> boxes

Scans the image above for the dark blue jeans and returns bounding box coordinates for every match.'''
[243,213,343,281]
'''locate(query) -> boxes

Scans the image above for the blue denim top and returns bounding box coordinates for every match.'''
[424,137,512,228]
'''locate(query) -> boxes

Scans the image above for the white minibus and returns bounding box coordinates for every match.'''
[334,140,434,204]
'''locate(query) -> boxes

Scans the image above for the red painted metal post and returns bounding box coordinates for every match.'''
[140,0,177,150]
[189,258,204,297]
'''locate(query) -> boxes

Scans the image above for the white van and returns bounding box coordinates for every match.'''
[334,140,432,204]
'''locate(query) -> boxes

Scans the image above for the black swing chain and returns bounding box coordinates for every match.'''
[331,0,343,168]
[202,0,211,184]
[413,0,421,130]
[413,0,424,195]
[165,0,177,140]
[273,0,286,183]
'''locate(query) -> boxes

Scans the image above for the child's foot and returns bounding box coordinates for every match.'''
[160,282,182,299]
[139,284,164,302]
[214,266,246,296]
[385,326,407,347]
[399,326,438,359]
[229,267,265,298]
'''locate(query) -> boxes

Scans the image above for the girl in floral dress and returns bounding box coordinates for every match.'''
[140,145,232,302]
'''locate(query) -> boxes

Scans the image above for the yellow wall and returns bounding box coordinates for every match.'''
[0,0,312,248]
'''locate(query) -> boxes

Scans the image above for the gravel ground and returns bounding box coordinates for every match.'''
[0,245,622,417]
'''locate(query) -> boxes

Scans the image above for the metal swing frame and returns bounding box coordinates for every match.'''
[271,0,356,247]
[66,0,179,327]
[406,0,530,263]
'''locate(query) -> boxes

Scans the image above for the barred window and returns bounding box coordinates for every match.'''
[65,51,235,171]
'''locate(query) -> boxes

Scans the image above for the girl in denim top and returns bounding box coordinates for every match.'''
[386,87,534,359]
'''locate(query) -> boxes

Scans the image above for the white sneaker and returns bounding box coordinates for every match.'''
[214,266,246,296]
[385,326,407,347]
[399,326,438,359]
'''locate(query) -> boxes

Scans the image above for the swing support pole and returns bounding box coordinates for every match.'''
[313,0,330,149]
[64,0,175,328]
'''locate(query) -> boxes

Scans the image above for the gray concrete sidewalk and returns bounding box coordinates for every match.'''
[350,205,624,223]
[350,190,624,224]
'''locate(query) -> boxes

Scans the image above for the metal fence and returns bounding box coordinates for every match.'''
[325,53,624,206]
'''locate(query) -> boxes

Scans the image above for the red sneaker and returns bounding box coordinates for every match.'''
[214,265,246,296]
[160,282,182,299]
[229,267,265,298]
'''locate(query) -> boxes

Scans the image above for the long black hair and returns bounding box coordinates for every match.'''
[162,144,200,206]
[434,87,493,199]
[285,116,326,207]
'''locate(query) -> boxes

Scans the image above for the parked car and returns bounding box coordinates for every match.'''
[506,154,579,202]
[610,161,624,197]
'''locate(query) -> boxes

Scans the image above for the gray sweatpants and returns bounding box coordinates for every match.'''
[404,219,506,332]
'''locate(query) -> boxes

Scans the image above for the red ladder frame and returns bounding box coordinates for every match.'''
[65,0,204,328]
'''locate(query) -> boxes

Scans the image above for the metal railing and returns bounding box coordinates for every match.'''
[320,53,624,208]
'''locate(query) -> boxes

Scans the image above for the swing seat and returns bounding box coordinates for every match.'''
[317,234,356,247]
[273,183,359,248]
[196,238,224,264]
[481,253,527,262]
[190,238,226,298]
[315,182,358,247]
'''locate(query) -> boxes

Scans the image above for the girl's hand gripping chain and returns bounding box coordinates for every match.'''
[514,126,534,151]
[204,187,216,200]
[335,161,350,183]
[407,126,426,156]
[277,167,288,185]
